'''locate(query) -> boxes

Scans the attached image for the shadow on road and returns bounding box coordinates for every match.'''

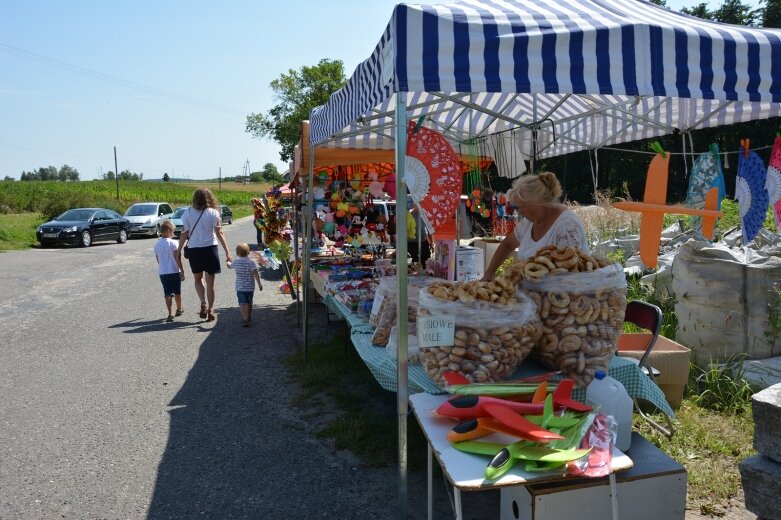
[109,318,209,334]
[146,302,300,519]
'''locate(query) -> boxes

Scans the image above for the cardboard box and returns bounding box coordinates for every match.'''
[455,246,484,281]
[473,239,502,270]
[617,334,691,409]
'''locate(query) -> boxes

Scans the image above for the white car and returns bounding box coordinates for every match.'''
[124,202,174,236]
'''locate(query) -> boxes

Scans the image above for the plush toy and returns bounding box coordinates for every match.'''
[313,213,325,243]
[375,214,388,243]
[323,208,336,237]
[330,191,341,209]
[385,172,397,200]
[333,228,344,248]
[336,202,349,218]
[314,185,325,200]
[368,171,385,198]
[350,170,363,190]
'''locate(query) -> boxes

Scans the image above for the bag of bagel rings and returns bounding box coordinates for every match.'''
[520,261,627,387]
[416,289,543,386]
[370,276,438,346]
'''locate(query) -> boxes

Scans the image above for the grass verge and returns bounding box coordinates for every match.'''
[0,213,42,251]
[286,330,429,468]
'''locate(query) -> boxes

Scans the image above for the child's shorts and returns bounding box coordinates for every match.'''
[237,291,254,305]
[160,273,181,296]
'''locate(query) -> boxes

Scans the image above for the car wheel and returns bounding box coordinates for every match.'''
[117,229,128,244]
[155,225,161,237]
[228,217,232,225]
[80,230,92,247]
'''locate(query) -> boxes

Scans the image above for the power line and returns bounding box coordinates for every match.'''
[0,41,246,117]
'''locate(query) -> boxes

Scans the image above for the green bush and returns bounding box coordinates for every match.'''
[625,275,678,340]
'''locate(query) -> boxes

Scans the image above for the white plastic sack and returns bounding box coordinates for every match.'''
[673,240,781,364]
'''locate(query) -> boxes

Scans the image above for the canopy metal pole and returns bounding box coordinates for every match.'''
[302,130,316,360]
[394,93,409,520]
[294,186,301,327]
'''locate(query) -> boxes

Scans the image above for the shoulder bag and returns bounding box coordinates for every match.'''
[182,208,205,259]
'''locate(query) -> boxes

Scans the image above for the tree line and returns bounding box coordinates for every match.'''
[19,165,80,182]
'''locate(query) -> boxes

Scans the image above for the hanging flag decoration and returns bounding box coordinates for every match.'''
[686,144,726,237]
[404,121,463,234]
[735,140,769,245]
[765,136,781,229]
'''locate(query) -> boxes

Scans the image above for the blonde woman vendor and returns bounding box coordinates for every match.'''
[482,172,589,281]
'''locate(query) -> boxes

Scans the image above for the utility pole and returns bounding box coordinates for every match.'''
[244,158,250,184]
[114,146,119,200]
[172,168,175,183]
[219,167,222,191]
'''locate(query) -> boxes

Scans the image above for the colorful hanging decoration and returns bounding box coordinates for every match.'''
[736,139,769,245]
[685,144,726,237]
[404,121,463,233]
[765,136,781,229]
[252,195,288,244]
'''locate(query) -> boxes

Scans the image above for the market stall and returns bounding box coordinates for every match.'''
[306,0,781,514]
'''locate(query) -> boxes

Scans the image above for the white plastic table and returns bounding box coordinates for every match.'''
[409,392,633,520]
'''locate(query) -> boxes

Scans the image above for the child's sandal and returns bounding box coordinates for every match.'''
[199,303,207,319]
[175,309,184,317]
[207,310,216,322]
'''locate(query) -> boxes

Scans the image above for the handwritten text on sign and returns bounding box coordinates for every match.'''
[418,315,456,348]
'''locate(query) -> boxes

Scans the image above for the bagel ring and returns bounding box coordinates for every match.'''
[547,292,571,308]
[569,295,590,314]
[551,247,579,268]
[559,334,582,352]
[523,262,549,279]
[540,333,559,352]
[534,256,557,270]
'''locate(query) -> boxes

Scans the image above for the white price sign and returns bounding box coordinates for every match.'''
[417,315,456,349]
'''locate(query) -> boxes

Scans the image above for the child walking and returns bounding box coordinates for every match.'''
[154,220,185,322]
[232,242,263,327]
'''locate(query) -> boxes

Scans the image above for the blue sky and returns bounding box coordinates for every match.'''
[0,0,733,180]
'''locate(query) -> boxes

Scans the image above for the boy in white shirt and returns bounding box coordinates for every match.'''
[154,220,185,322]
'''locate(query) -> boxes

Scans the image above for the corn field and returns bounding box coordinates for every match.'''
[0,180,266,220]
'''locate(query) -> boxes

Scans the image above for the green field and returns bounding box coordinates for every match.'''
[0,180,268,251]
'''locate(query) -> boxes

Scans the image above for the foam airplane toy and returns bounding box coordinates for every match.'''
[613,142,723,268]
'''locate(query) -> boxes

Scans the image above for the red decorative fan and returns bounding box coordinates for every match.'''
[404,121,463,234]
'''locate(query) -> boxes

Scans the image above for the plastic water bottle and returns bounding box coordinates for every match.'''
[586,370,633,452]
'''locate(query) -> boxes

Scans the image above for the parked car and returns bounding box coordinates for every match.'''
[168,207,187,237]
[123,202,174,236]
[220,205,233,225]
[36,208,130,247]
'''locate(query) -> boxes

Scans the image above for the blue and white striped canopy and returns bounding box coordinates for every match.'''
[309,0,781,159]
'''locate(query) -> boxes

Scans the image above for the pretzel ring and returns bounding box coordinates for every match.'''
[577,351,586,373]
[548,292,570,308]
[534,256,557,271]
[527,291,542,310]
[524,263,550,279]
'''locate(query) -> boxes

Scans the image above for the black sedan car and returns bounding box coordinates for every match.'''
[36,208,130,247]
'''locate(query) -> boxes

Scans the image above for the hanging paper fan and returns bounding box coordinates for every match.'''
[736,144,769,245]
[686,144,726,237]
[405,121,463,234]
[404,156,431,202]
[765,136,781,229]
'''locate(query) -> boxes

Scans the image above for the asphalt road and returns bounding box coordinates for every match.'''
[0,218,425,520]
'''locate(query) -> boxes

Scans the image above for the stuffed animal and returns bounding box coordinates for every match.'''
[384,172,397,200]
[375,214,388,243]
[368,171,385,198]
[323,208,336,237]
[333,228,344,248]
[350,170,362,190]
[336,202,349,218]
[330,191,341,210]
